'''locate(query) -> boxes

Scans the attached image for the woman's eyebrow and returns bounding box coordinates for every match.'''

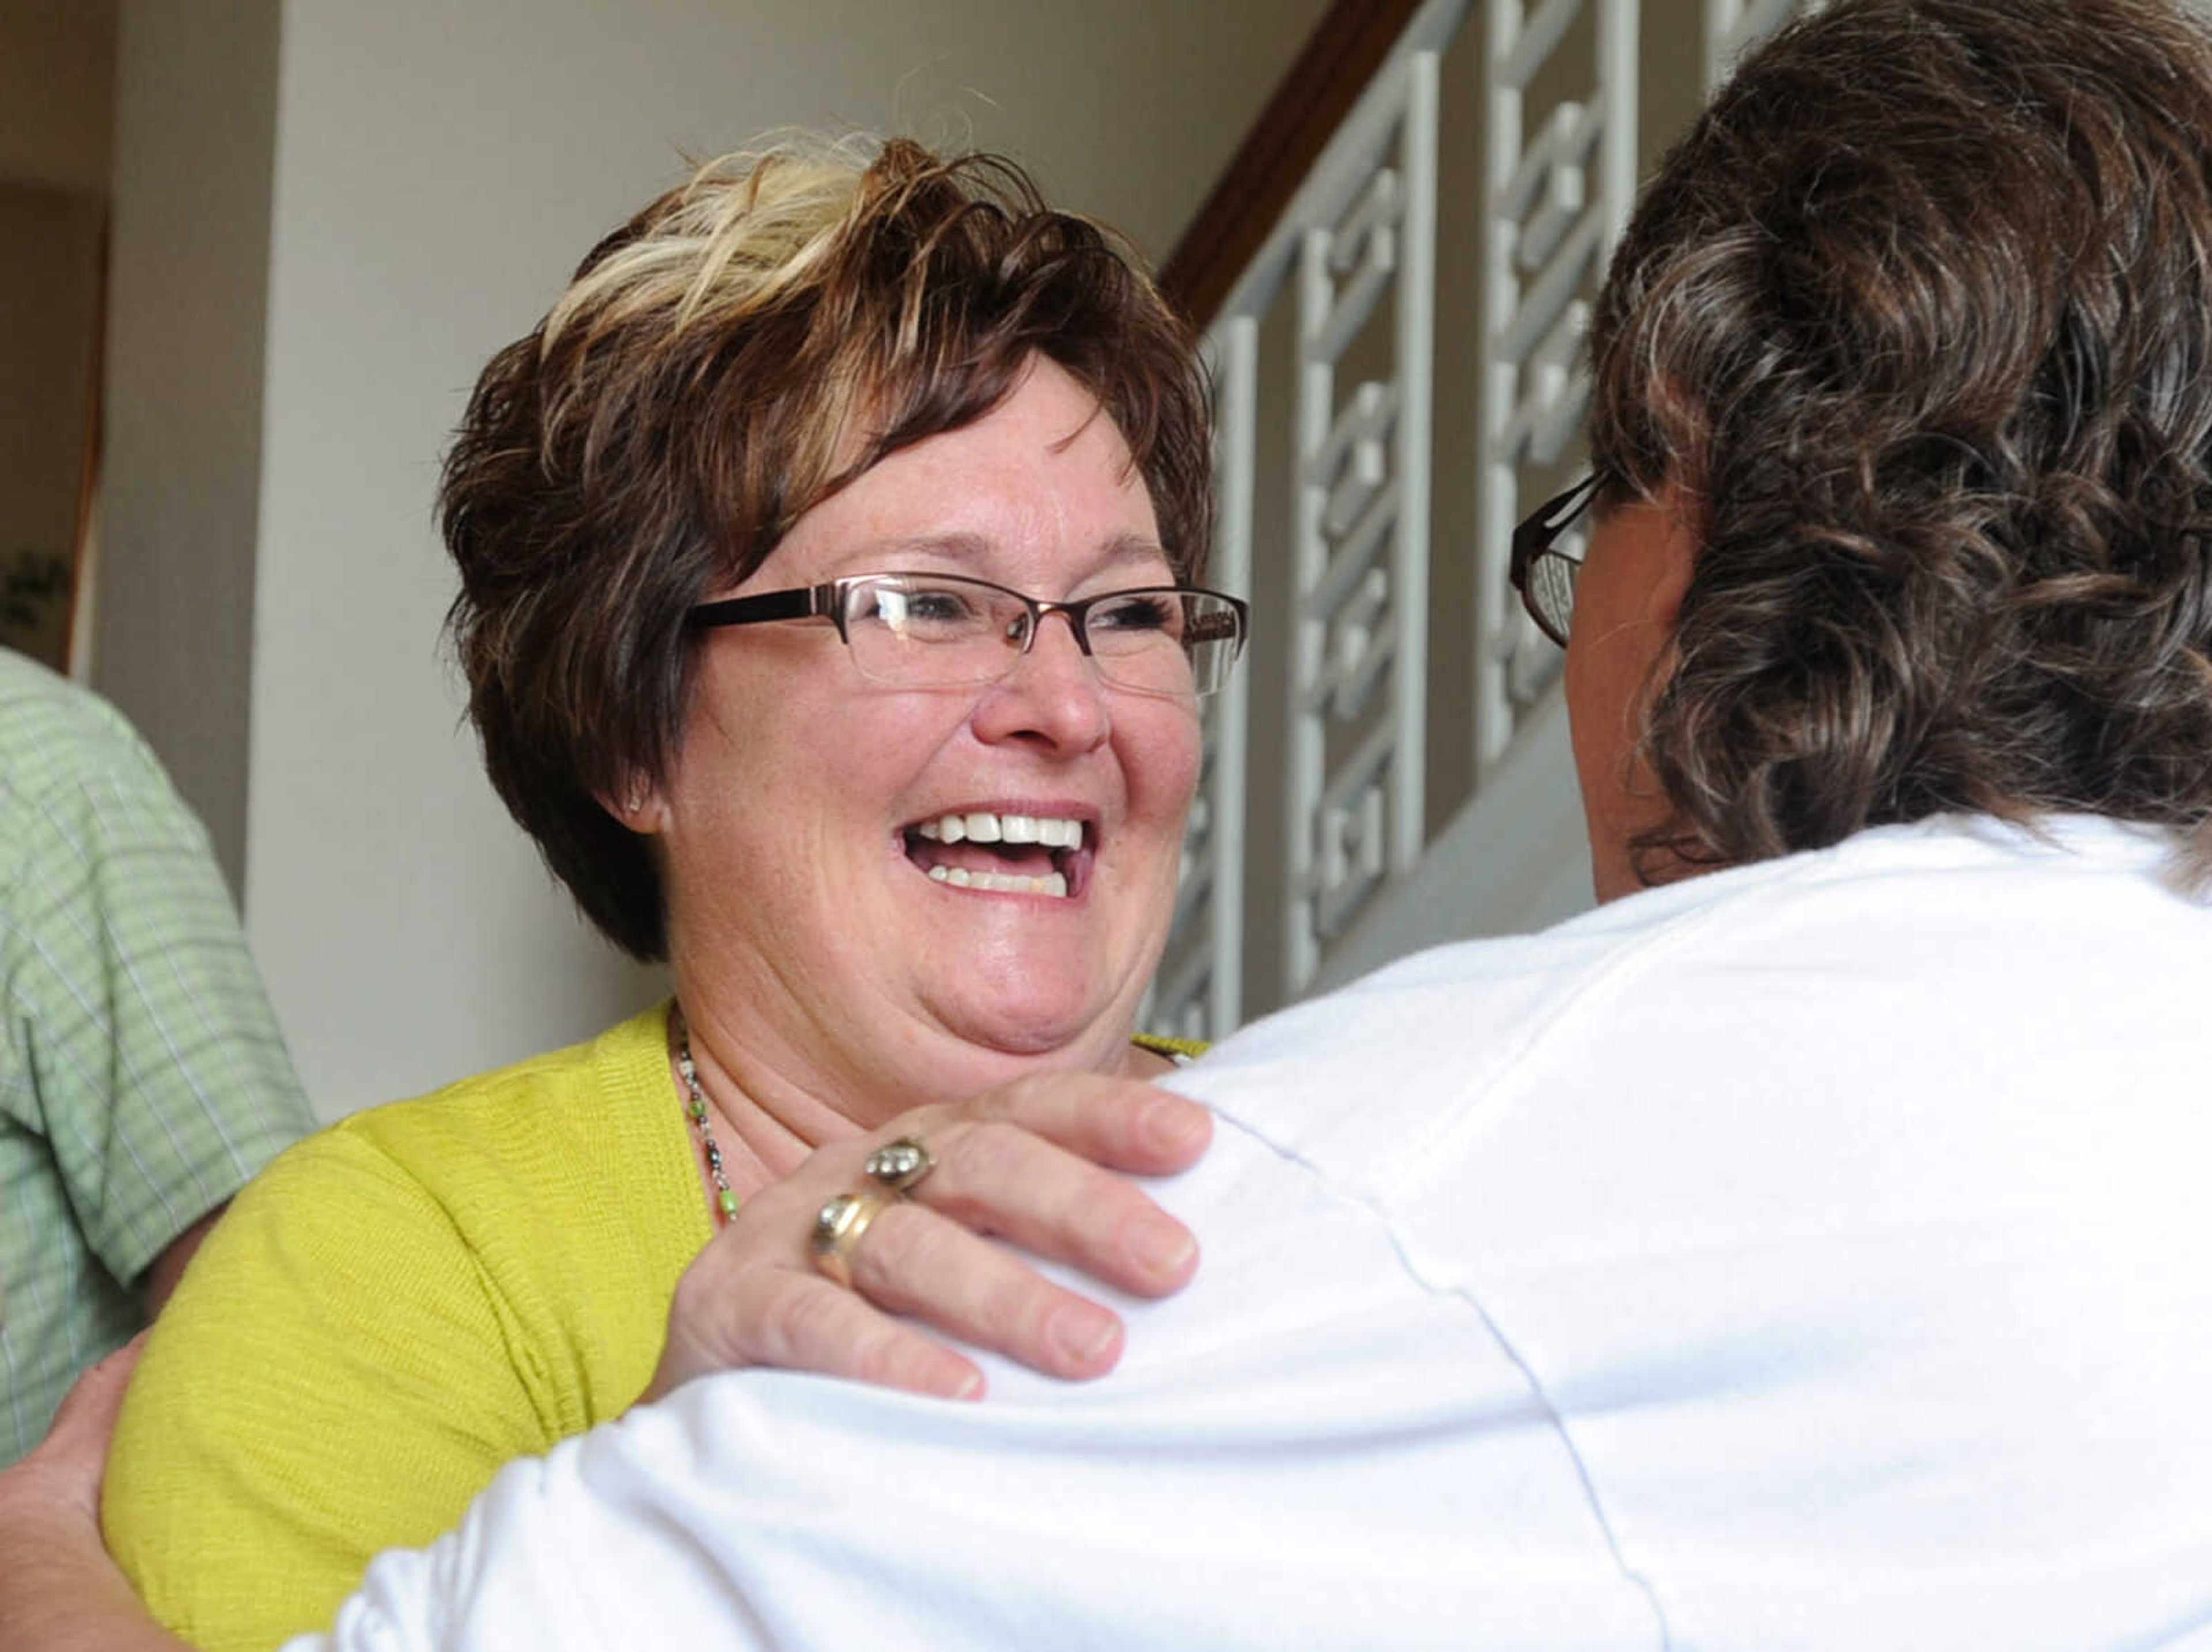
[858,531,993,563]
[835,531,1175,575]
[1094,532,1177,571]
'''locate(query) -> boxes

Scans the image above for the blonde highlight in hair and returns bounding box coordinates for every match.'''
[538,137,875,497]
[441,135,1213,958]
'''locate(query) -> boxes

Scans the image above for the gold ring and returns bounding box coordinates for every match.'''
[810,1191,889,1289]
[863,1136,936,1196]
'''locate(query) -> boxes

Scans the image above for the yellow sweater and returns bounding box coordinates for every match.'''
[103,1004,710,1652]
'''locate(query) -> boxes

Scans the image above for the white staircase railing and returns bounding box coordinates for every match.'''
[1475,0,1640,791]
[1145,0,1810,1043]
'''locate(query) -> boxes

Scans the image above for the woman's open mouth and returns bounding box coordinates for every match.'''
[900,810,1092,899]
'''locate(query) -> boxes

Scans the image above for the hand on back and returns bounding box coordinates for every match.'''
[644,1073,1210,1403]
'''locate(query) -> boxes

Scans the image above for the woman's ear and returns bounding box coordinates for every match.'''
[599,774,672,836]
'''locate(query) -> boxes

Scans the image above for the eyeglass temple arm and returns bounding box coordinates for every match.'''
[686,585,837,630]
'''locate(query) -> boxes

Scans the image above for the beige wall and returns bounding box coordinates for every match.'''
[95,0,279,899]
[98,0,1325,1112]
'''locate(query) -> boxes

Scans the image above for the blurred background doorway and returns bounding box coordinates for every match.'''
[0,0,114,673]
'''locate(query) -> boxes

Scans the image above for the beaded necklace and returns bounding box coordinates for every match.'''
[671,1005,740,1226]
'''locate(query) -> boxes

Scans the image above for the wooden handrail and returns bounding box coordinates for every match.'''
[1158,0,1426,328]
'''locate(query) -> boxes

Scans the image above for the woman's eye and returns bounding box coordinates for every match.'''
[902,590,975,624]
[856,586,976,627]
[1094,596,1179,634]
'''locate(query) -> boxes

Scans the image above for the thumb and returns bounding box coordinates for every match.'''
[22,1331,149,1518]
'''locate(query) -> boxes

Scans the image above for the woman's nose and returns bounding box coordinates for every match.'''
[969,612,1111,752]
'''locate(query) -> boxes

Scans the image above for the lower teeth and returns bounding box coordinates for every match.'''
[927,866,1069,897]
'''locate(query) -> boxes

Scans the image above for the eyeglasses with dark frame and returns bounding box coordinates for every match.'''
[687,571,1251,698]
[1509,474,1600,648]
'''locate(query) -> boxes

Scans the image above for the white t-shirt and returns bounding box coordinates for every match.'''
[297,816,2212,1651]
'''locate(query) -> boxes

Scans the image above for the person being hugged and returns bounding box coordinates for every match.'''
[99,135,1243,1652]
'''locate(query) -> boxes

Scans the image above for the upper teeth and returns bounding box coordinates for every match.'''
[914,813,1084,848]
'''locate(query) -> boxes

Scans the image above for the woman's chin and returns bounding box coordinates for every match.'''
[925,981,1126,1066]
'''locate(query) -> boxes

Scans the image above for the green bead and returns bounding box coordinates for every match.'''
[717,1188,741,1220]
[688,1098,708,1121]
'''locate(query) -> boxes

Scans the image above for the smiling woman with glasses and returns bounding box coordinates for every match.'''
[99,135,1233,1652]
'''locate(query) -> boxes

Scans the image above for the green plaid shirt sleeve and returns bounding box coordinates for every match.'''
[1,655,313,1461]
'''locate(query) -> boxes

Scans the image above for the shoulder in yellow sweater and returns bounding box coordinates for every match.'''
[103,1004,710,1652]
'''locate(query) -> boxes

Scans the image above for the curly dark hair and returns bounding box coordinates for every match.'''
[441,137,1214,960]
[1587,0,2212,884]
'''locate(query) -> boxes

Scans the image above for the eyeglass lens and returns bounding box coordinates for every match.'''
[1527,552,1578,644]
[841,575,1241,696]
[1516,475,1597,646]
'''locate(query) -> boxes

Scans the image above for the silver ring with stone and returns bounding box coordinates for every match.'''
[811,1191,889,1289]
[863,1136,936,1196]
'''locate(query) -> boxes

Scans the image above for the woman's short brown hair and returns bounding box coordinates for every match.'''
[442,137,1214,959]
[1587,0,2212,882]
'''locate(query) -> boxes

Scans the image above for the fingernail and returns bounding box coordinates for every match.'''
[1132,1214,1197,1279]
[1141,1094,1207,1153]
[1049,1305,1120,1367]
[953,1369,985,1401]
